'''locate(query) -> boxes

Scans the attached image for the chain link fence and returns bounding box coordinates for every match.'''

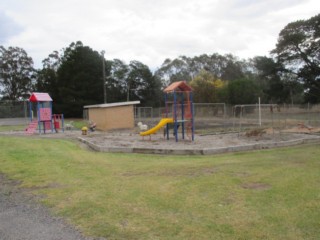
[134,103,320,135]
[0,101,29,126]
[1,101,320,134]
[0,101,28,118]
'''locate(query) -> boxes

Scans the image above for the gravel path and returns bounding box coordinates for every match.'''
[0,174,103,240]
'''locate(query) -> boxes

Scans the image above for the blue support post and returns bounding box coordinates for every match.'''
[190,92,194,141]
[164,93,168,118]
[41,102,46,134]
[181,92,185,139]
[37,102,41,134]
[50,101,53,133]
[173,90,178,142]
[29,101,32,122]
[165,93,169,140]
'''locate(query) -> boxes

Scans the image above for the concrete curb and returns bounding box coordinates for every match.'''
[78,136,320,155]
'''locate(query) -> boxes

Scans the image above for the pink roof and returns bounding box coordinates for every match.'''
[29,92,53,102]
[163,81,193,93]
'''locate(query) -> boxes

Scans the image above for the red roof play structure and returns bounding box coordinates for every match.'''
[29,92,53,102]
[163,81,194,142]
[26,92,64,135]
[163,81,193,93]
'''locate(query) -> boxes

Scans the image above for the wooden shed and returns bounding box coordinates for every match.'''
[83,101,140,131]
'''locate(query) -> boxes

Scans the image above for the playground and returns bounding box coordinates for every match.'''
[78,125,320,154]
[2,121,320,155]
[1,87,320,239]
[79,81,320,154]
[2,84,320,154]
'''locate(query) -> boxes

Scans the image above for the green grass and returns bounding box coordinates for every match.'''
[0,124,26,132]
[0,119,86,132]
[70,119,89,129]
[0,136,319,239]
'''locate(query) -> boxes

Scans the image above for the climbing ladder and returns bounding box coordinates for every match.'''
[25,120,38,135]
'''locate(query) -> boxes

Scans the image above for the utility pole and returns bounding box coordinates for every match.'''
[101,50,107,103]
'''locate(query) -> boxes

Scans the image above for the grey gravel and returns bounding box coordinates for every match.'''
[0,174,104,240]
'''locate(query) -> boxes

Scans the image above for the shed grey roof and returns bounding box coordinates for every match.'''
[84,101,140,109]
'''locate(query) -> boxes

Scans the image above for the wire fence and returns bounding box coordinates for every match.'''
[0,101,28,118]
[1,101,320,135]
[135,103,320,135]
[0,101,29,126]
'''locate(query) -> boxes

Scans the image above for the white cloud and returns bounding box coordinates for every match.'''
[0,0,319,70]
[0,9,23,42]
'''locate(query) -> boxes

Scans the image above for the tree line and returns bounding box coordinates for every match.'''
[0,14,319,117]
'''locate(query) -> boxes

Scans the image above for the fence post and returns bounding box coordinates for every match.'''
[307,102,310,124]
[258,97,261,126]
[238,106,243,137]
[24,101,28,121]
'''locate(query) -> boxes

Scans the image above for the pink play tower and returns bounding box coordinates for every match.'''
[26,92,64,134]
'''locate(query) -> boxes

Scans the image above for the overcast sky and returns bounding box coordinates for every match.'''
[0,0,319,70]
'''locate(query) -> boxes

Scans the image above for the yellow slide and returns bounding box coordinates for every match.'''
[140,118,174,136]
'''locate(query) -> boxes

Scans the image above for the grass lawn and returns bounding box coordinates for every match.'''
[0,125,26,132]
[0,136,319,239]
[0,119,87,132]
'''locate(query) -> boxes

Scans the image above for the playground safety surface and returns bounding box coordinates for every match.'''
[78,129,320,155]
[2,127,320,155]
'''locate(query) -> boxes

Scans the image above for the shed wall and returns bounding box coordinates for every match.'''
[88,105,134,131]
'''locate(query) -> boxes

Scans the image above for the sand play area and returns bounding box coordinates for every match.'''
[73,124,320,155]
[2,125,320,155]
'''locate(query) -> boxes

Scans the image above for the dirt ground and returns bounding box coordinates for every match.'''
[82,126,320,151]
[1,117,320,152]
[3,125,319,152]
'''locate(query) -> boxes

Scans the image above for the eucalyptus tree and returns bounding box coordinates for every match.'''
[128,60,162,107]
[220,54,246,81]
[155,53,249,86]
[35,50,61,98]
[0,46,35,100]
[155,57,192,85]
[109,59,162,106]
[109,59,129,101]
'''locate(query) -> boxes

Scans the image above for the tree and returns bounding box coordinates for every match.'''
[220,54,246,81]
[56,41,106,117]
[155,53,249,87]
[109,59,129,102]
[155,57,192,85]
[35,50,61,97]
[0,46,35,100]
[227,78,261,105]
[109,59,162,106]
[190,70,224,103]
[128,61,162,106]
[252,56,285,103]
[272,14,320,103]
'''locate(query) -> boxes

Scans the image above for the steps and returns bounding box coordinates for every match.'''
[25,120,38,135]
